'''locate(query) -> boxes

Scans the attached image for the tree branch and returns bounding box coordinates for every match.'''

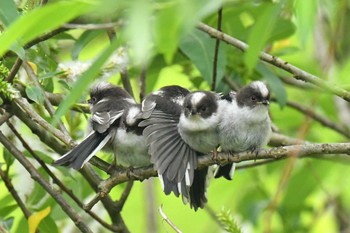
[211,7,223,91]
[0,131,93,233]
[196,22,350,102]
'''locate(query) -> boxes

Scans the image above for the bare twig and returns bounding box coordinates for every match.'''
[0,131,93,233]
[211,7,223,91]
[6,57,22,83]
[196,22,350,102]
[115,180,134,211]
[121,70,134,98]
[139,67,147,101]
[0,111,12,126]
[24,27,68,49]
[23,62,70,136]
[158,205,182,233]
[286,100,350,138]
[0,169,32,218]
[13,97,74,147]
[63,22,123,30]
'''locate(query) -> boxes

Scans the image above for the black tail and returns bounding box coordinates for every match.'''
[52,131,111,170]
[214,163,235,180]
[189,167,208,211]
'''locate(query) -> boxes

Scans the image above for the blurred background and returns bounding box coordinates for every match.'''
[1,0,350,232]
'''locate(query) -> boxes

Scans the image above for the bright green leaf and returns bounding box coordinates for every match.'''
[0,1,94,57]
[180,29,226,90]
[3,148,15,168]
[71,30,105,60]
[52,37,120,126]
[0,0,20,26]
[38,215,58,233]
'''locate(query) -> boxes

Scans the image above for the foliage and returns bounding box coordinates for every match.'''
[0,0,350,232]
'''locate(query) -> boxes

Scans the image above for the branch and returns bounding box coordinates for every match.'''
[120,70,134,98]
[6,57,22,83]
[211,7,223,91]
[158,205,182,233]
[196,22,350,102]
[0,131,93,233]
[0,169,32,218]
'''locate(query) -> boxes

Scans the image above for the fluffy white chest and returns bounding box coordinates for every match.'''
[218,100,271,152]
[112,128,150,167]
[178,114,219,153]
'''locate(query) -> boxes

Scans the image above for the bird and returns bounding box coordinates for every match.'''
[139,86,221,210]
[53,82,150,170]
[215,81,272,180]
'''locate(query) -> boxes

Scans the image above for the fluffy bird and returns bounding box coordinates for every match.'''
[139,86,220,210]
[53,82,150,169]
[215,81,272,180]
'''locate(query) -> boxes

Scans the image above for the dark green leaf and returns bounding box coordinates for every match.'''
[0,205,17,218]
[180,29,226,90]
[256,63,287,107]
[25,86,44,105]
[0,0,20,26]
[3,148,15,168]
[71,30,104,60]
[38,215,58,233]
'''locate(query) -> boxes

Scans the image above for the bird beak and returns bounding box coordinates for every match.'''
[261,100,269,106]
[87,99,92,104]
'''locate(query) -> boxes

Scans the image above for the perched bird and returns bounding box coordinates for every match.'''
[53,82,150,169]
[139,86,220,210]
[215,81,272,180]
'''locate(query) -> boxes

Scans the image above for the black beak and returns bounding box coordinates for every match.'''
[261,100,269,106]
[87,99,92,104]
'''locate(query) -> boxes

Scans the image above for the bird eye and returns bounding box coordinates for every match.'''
[250,96,257,101]
[88,97,97,104]
[200,106,207,112]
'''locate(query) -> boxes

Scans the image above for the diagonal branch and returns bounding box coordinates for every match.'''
[0,131,93,233]
[197,22,350,102]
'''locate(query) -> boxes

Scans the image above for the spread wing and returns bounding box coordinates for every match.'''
[139,110,198,199]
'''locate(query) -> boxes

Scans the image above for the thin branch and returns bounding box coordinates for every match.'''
[23,62,70,136]
[0,131,93,233]
[211,7,223,91]
[120,70,134,98]
[5,120,119,232]
[6,58,23,83]
[63,22,123,30]
[0,111,12,126]
[115,180,134,211]
[196,22,350,102]
[99,143,350,193]
[0,169,32,218]
[139,67,147,101]
[13,97,74,147]
[285,100,350,138]
[158,205,182,233]
[24,27,68,49]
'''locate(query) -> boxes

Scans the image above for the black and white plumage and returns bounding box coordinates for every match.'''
[139,87,220,210]
[53,82,150,169]
[215,81,272,180]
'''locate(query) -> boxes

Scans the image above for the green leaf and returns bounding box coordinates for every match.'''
[25,86,45,105]
[125,0,152,65]
[71,30,104,60]
[0,0,20,26]
[244,1,286,72]
[52,37,120,126]
[0,1,94,57]
[180,29,226,90]
[0,205,17,218]
[294,0,317,46]
[3,148,15,168]
[154,3,182,63]
[256,63,287,107]
[38,215,58,233]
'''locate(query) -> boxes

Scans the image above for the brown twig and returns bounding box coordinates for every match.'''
[196,22,350,102]
[120,70,134,98]
[211,7,223,91]
[158,205,182,233]
[0,131,93,233]
[139,67,147,101]
[115,180,134,211]
[6,57,23,83]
